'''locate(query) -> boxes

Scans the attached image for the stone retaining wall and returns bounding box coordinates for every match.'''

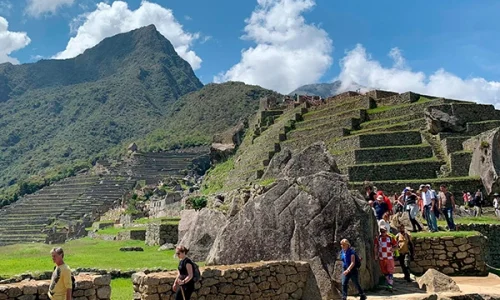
[117,229,146,241]
[145,223,178,246]
[132,261,320,300]
[411,235,487,276]
[0,274,111,300]
[456,224,500,267]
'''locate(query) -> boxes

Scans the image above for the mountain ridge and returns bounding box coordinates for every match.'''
[289,80,366,98]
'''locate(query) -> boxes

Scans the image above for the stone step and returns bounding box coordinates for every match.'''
[360,113,421,130]
[449,151,473,177]
[302,97,375,121]
[332,144,434,167]
[466,120,500,136]
[367,98,453,121]
[0,228,44,235]
[352,118,426,134]
[287,119,359,140]
[298,109,367,128]
[342,158,444,182]
[282,127,350,152]
[328,131,423,152]
[441,136,470,157]
[349,177,482,199]
[293,117,360,132]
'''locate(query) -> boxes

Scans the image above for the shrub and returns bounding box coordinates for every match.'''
[188,196,208,211]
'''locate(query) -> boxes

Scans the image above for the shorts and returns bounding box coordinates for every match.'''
[407,203,419,219]
[379,259,395,275]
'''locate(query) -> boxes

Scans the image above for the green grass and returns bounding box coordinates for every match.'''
[111,278,133,300]
[366,96,432,114]
[350,176,481,185]
[350,118,425,135]
[412,231,480,238]
[349,157,439,167]
[0,238,179,278]
[258,178,276,186]
[329,143,430,156]
[201,157,235,194]
[133,217,180,225]
[95,227,131,235]
[438,216,500,225]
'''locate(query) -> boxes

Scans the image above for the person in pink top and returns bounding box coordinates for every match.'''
[374,226,398,291]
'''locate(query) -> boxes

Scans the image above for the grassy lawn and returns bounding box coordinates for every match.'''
[412,231,480,238]
[111,278,133,300]
[442,216,500,225]
[0,238,179,278]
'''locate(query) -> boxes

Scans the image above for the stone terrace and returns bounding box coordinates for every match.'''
[0,175,135,246]
[232,90,500,197]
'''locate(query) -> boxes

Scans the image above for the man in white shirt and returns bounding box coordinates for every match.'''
[420,184,438,232]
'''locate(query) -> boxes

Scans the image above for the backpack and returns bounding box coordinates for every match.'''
[71,275,76,293]
[354,251,362,269]
[191,261,201,283]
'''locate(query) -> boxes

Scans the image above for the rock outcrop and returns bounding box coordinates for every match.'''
[464,128,500,194]
[177,209,227,261]
[202,143,378,299]
[425,105,467,134]
[210,120,248,164]
[417,269,461,293]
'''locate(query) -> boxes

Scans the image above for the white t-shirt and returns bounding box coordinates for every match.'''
[421,190,434,206]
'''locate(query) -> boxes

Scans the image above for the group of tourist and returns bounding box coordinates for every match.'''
[365,183,459,233]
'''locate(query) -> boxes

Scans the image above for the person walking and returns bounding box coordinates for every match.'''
[374,195,389,221]
[439,184,456,231]
[339,239,367,300]
[375,226,398,292]
[48,248,72,300]
[494,193,500,218]
[420,184,438,232]
[474,189,484,216]
[395,224,414,282]
[173,246,195,300]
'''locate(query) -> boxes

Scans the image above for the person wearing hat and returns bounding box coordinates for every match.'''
[439,184,456,231]
[374,226,398,291]
[420,184,438,232]
[494,193,500,218]
[374,195,389,221]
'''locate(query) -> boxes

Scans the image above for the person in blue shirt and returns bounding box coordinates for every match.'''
[373,195,389,220]
[340,239,366,300]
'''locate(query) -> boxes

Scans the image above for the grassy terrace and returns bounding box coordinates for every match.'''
[412,231,480,239]
[366,96,432,114]
[439,216,500,225]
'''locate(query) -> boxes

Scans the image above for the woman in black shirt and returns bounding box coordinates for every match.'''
[173,246,195,300]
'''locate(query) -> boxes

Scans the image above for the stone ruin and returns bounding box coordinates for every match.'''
[180,143,379,299]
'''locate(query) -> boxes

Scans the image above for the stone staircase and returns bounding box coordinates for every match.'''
[0,175,135,246]
[264,91,499,197]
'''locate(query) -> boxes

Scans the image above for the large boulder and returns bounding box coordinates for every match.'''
[205,143,378,299]
[176,209,226,261]
[425,105,466,134]
[464,128,500,194]
[417,269,460,293]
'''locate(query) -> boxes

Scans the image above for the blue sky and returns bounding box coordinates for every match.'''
[1,0,499,103]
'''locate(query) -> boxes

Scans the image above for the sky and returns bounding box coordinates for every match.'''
[1,0,500,106]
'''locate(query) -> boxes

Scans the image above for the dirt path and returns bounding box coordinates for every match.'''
[347,273,500,299]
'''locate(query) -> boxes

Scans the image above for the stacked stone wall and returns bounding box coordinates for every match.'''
[145,223,178,246]
[411,235,487,276]
[456,224,500,267]
[0,274,111,300]
[132,261,320,300]
[366,90,399,100]
[117,229,146,241]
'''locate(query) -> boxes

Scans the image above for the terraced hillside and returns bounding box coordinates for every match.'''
[206,90,495,198]
[0,175,135,246]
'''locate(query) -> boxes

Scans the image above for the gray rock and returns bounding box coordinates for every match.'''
[417,268,461,293]
[262,148,292,179]
[464,128,500,194]
[119,247,143,252]
[177,208,227,261]
[157,243,175,251]
[425,105,466,134]
[205,143,378,299]
[281,142,340,178]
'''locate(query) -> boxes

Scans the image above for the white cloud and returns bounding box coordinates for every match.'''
[54,1,202,70]
[338,44,500,106]
[214,0,333,94]
[26,0,74,17]
[0,17,31,64]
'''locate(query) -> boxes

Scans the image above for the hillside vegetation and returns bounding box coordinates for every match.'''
[0,25,277,205]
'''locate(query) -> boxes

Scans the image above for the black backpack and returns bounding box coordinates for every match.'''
[192,262,201,283]
[71,275,76,293]
[354,251,362,269]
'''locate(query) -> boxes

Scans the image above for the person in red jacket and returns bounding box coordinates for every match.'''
[377,190,393,215]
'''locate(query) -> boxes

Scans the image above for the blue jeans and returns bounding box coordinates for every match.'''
[424,205,438,231]
[342,269,365,299]
[442,207,456,230]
